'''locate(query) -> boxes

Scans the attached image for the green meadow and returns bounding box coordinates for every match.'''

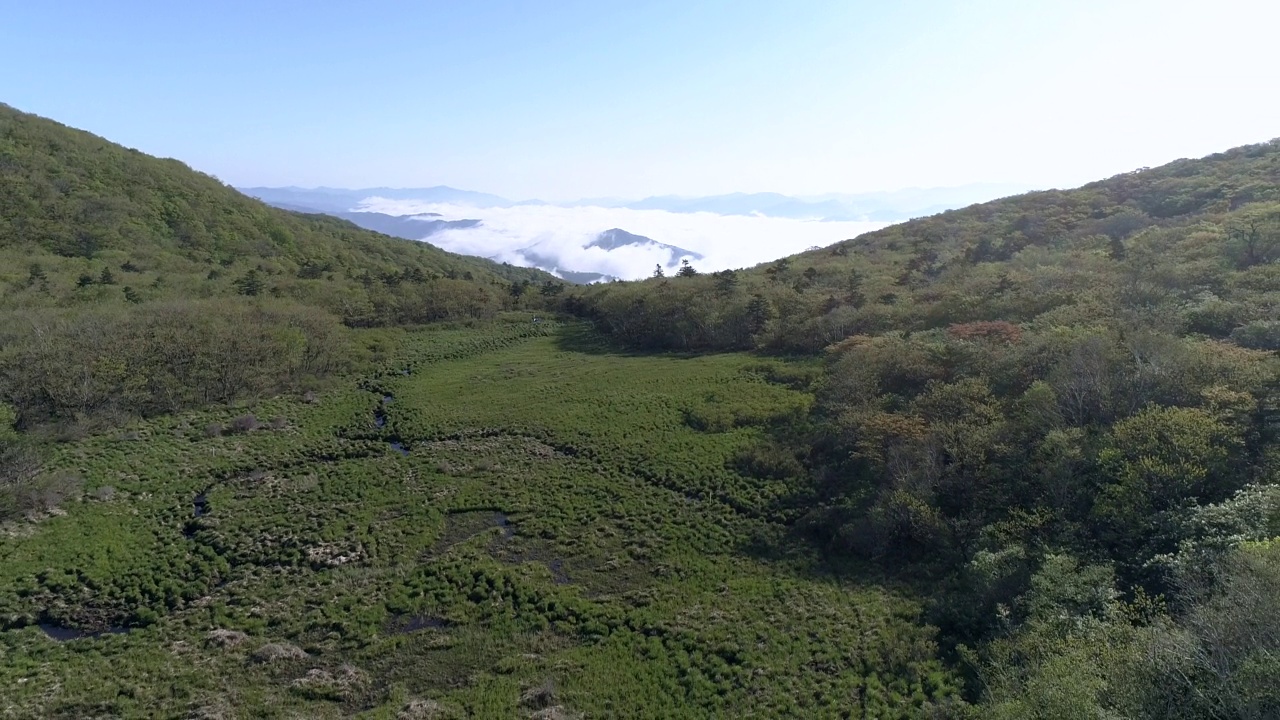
[0,318,958,718]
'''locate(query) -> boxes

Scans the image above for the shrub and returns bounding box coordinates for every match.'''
[8,471,83,515]
[398,699,464,719]
[227,415,259,433]
[206,629,249,648]
[251,642,307,663]
[1228,321,1280,350]
[520,679,558,709]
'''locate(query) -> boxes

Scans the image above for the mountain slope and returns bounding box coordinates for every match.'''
[564,138,1280,717]
[573,138,1280,352]
[0,104,560,428]
[0,103,549,293]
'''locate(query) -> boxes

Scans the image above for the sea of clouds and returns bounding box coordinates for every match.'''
[354,198,888,280]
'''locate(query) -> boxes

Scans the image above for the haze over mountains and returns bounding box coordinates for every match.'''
[241,182,1031,281]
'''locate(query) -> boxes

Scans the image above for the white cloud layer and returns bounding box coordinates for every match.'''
[355,198,888,281]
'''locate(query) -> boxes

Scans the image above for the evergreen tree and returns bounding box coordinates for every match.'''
[234,269,264,296]
[712,269,739,295]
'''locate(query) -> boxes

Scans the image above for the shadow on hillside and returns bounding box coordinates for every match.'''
[735,519,944,592]
[551,322,709,360]
[727,435,955,595]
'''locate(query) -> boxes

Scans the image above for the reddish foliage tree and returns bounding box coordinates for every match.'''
[947,321,1023,344]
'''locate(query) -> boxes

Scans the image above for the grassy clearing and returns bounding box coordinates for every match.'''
[0,318,958,718]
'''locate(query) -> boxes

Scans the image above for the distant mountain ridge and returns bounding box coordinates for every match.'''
[238,183,1033,282]
[586,228,702,264]
[514,228,695,284]
[325,211,480,239]
[240,183,1033,222]
[240,185,512,214]
[247,186,706,283]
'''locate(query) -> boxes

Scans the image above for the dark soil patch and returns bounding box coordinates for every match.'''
[38,623,131,642]
[384,614,448,635]
[429,509,516,556]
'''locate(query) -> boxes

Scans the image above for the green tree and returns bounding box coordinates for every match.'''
[745,294,774,334]
[764,257,790,282]
[1227,211,1280,268]
[1096,406,1239,519]
[234,269,264,296]
[712,269,738,296]
[1093,406,1244,575]
[845,268,866,307]
[676,259,698,277]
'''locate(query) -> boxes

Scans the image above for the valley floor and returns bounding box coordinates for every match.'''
[0,318,958,718]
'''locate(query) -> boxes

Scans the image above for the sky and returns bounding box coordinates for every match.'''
[3,0,1279,201]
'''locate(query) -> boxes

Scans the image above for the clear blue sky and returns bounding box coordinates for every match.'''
[3,0,1277,200]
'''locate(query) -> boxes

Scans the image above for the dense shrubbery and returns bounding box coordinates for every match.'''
[971,539,1280,719]
[0,299,346,428]
[559,139,1280,715]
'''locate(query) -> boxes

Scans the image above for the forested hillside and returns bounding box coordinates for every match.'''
[0,104,546,290]
[0,104,561,431]
[571,140,1280,352]
[567,140,1280,717]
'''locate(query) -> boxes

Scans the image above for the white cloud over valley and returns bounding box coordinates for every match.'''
[354,198,888,280]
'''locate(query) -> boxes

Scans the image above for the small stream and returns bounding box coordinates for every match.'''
[495,511,514,539]
[374,395,393,428]
[373,394,410,454]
